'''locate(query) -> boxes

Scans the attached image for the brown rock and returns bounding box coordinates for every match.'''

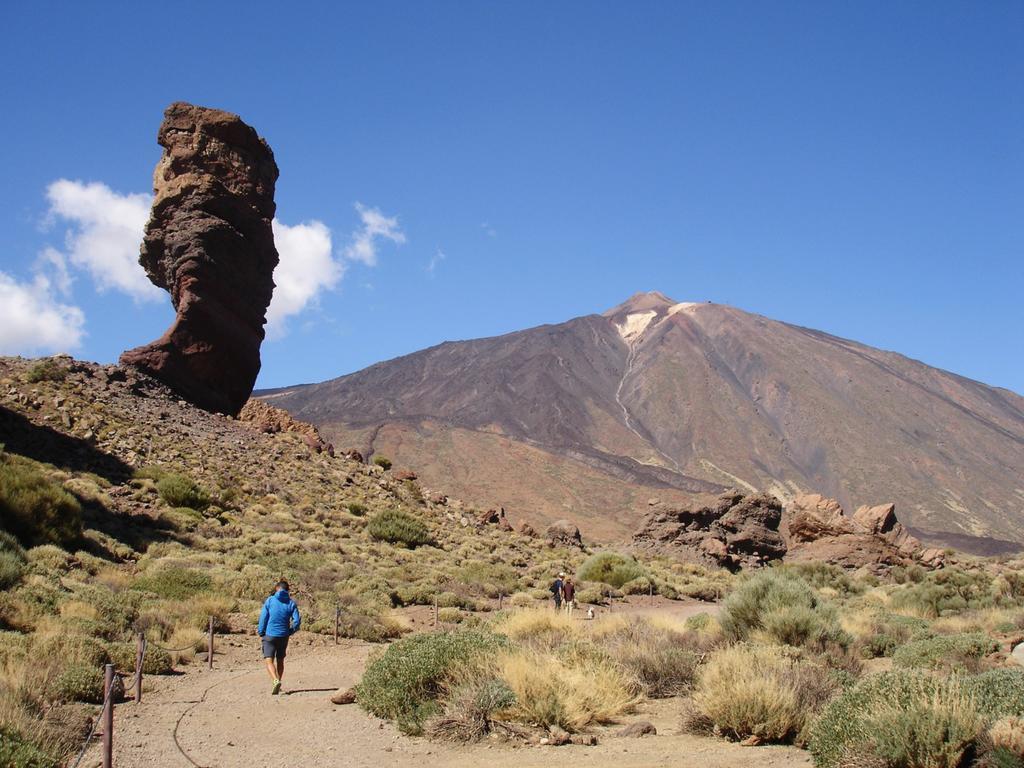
[120,102,279,416]
[784,495,937,570]
[393,469,418,481]
[633,492,785,571]
[852,503,898,535]
[546,519,582,546]
[519,522,537,537]
[786,493,855,542]
[330,687,357,705]
[617,721,656,738]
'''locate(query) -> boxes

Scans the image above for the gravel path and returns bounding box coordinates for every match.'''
[82,605,811,768]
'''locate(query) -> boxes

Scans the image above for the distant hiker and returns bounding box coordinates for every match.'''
[258,580,301,695]
[551,572,565,611]
[562,576,576,617]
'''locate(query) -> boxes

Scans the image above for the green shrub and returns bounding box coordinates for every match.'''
[807,670,1007,768]
[25,359,66,383]
[372,456,392,471]
[891,568,996,618]
[720,569,847,650]
[781,562,861,595]
[346,502,368,516]
[133,567,212,600]
[0,454,82,548]
[53,663,104,704]
[356,630,507,734]
[0,551,26,590]
[107,641,173,675]
[35,634,110,668]
[367,509,432,548]
[968,670,1024,718]
[0,530,26,559]
[892,632,999,673]
[438,607,463,624]
[0,726,59,768]
[132,466,166,482]
[577,552,646,588]
[156,474,210,511]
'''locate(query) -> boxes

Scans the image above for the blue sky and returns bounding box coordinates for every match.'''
[1,1,1021,392]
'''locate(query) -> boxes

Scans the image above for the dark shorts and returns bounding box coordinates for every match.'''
[262,635,289,659]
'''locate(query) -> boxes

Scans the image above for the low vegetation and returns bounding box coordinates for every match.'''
[5,356,1024,766]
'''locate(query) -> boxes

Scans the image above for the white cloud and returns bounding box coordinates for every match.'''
[36,247,73,296]
[343,202,406,266]
[426,248,446,275]
[481,222,497,238]
[267,219,342,338]
[45,179,158,302]
[0,271,85,355]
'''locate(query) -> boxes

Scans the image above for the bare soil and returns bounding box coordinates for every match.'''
[82,600,812,768]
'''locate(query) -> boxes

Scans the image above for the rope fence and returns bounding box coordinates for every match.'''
[61,590,624,766]
[69,667,116,768]
[64,615,221,767]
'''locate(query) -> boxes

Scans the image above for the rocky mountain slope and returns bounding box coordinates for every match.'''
[261,292,1024,551]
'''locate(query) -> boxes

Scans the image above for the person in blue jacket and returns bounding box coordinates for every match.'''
[257,580,301,695]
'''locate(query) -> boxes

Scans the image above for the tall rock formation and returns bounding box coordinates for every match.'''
[120,102,279,415]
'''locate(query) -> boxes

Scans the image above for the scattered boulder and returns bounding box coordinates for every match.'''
[120,102,280,416]
[519,522,537,537]
[393,469,417,481]
[330,687,357,705]
[633,492,785,571]
[618,721,656,738]
[546,519,582,547]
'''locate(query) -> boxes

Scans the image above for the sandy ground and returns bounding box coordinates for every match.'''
[81,600,812,768]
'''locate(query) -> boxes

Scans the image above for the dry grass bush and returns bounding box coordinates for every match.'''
[595,615,718,698]
[986,717,1024,764]
[425,669,517,743]
[495,646,639,732]
[493,608,577,650]
[686,643,836,743]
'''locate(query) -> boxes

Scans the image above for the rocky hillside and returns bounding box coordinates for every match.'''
[261,291,1024,552]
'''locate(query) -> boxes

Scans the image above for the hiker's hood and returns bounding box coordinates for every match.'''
[275,589,292,603]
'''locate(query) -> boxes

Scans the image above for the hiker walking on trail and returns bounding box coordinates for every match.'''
[551,572,565,611]
[562,576,576,617]
[258,580,301,695]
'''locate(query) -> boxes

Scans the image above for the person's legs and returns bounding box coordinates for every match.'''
[276,656,285,683]
[264,656,278,682]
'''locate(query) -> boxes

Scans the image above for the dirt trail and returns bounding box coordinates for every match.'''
[83,602,811,768]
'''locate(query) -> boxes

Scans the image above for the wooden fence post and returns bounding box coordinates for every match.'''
[498,593,503,611]
[334,606,340,644]
[207,616,214,670]
[102,663,114,768]
[135,633,144,704]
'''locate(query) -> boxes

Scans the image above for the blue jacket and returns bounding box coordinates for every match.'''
[258,590,301,638]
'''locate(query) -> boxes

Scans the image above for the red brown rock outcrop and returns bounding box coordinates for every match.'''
[632,492,786,571]
[120,102,279,416]
[783,493,945,569]
[238,399,333,455]
[634,490,946,571]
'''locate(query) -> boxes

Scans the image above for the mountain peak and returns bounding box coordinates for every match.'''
[602,290,679,318]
